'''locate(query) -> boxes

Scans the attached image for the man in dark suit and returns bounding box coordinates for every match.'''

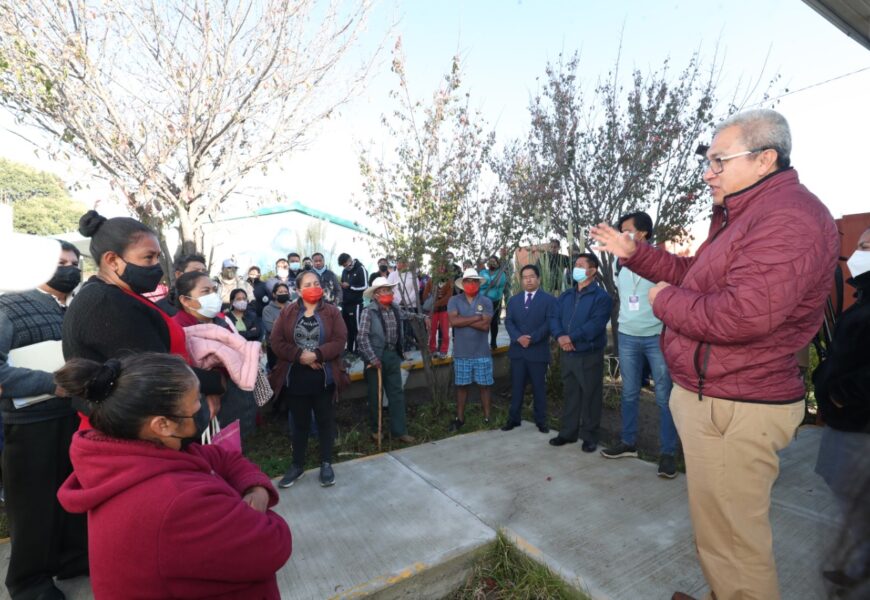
[501,264,556,433]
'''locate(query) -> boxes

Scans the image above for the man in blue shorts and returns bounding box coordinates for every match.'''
[447,268,494,431]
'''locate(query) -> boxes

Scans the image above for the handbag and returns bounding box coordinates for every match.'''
[253,368,273,407]
[201,417,242,454]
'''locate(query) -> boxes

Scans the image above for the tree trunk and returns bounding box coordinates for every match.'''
[177,207,198,257]
[599,251,620,359]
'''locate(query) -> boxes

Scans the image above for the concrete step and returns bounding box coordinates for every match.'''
[0,425,833,599]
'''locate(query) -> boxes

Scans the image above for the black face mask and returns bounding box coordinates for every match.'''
[47,265,82,294]
[119,259,164,295]
[275,293,290,303]
[379,265,388,273]
[170,402,211,449]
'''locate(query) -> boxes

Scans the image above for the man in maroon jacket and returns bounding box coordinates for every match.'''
[592,109,839,600]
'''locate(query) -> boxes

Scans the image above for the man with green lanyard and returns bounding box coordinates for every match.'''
[600,211,678,478]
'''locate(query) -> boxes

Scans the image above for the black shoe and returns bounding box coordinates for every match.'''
[658,454,677,479]
[448,418,464,433]
[319,462,335,487]
[501,422,520,431]
[536,424,550,433]
[34,586,66,600]
[278,464,305,488]
[600,442,638,459]
[549,436,574,446]
[581,441,597,453]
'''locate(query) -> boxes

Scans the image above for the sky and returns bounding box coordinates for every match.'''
[1,0,868,230]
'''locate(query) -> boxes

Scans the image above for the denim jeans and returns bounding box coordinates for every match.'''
[618,332,677,455]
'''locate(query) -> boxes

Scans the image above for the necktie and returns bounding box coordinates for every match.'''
[525,292,532,309]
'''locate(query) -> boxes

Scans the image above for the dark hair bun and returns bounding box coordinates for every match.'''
[79,210,108,238]
[86,359,122,403]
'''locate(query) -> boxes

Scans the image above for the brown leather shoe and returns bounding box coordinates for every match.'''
[671,593,698,600]
[397,434,416,443]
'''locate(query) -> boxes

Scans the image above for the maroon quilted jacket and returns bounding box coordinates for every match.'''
[624,168,839,403]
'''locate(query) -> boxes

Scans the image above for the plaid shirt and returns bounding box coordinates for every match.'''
[357,305,399,363]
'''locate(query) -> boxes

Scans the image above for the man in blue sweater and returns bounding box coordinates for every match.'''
[549,253,613,452]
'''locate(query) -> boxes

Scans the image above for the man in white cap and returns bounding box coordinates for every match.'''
[357,277,415,443]
[214,257,252,309]
[447,268,494,431]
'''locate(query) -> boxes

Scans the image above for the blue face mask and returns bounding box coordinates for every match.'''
[572,267,587,283]
[313,266,326,275]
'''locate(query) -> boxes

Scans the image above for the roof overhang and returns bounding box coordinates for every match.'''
[803,0,870,51]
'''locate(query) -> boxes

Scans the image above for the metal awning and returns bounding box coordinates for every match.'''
[803,0,870,51]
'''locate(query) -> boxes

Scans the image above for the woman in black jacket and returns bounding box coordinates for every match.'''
[62,211,224,427]
[226,288,262,341]
[173,274,258,437]
[814,227,870,595]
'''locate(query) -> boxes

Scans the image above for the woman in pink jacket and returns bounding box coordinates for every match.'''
[56,353,291,599]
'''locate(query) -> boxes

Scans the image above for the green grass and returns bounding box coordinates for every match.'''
[245,381,627,479]
[245,391,519,478]
[447,532,589,600]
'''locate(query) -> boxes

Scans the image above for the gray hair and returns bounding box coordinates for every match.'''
[714,109,791,169]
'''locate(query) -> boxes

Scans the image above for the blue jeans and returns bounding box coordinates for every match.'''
[618,332,677,455]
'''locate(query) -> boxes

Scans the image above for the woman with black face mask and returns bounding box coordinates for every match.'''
[63,210,225,430]
[55,353,291,599]
[262,283,290,371]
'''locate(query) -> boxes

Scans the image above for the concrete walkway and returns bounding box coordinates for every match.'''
[0,425,834,599]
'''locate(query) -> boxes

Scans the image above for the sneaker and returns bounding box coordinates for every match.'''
[658,454,677,479]
[278,464,305,488]
[483,417,490,425]
[600,442,638,459]
[448,418,464,432]
[319,462,335,487]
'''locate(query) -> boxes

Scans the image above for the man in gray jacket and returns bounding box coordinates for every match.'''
[0,240,88,600]
[357,277,415,444]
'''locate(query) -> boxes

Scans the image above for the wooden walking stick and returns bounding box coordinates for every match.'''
[377,366,383,452]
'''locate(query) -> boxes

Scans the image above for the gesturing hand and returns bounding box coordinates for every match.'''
[589,223,637,259]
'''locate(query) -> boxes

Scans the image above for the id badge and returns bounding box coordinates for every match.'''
[628,295,640,311]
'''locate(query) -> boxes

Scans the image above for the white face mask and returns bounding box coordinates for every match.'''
[232,300,248,312]
[847,249,870,279]
[277,268,289,278]
[195,292,222,318]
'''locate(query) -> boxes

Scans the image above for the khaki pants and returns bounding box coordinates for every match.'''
[670,384,804,600]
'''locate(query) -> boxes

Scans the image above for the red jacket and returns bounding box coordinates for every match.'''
[58,431,292,599]
[624,168,839,403]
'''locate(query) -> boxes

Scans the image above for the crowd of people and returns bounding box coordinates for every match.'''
[0,107,865,600]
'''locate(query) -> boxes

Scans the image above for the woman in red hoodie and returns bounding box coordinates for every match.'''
[56,353,291,600]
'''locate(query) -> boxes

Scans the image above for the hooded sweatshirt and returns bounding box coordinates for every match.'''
[58,431,292,599]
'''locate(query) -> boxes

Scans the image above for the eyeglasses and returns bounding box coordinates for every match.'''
[166,413,198,421]
[700,148,770,174]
